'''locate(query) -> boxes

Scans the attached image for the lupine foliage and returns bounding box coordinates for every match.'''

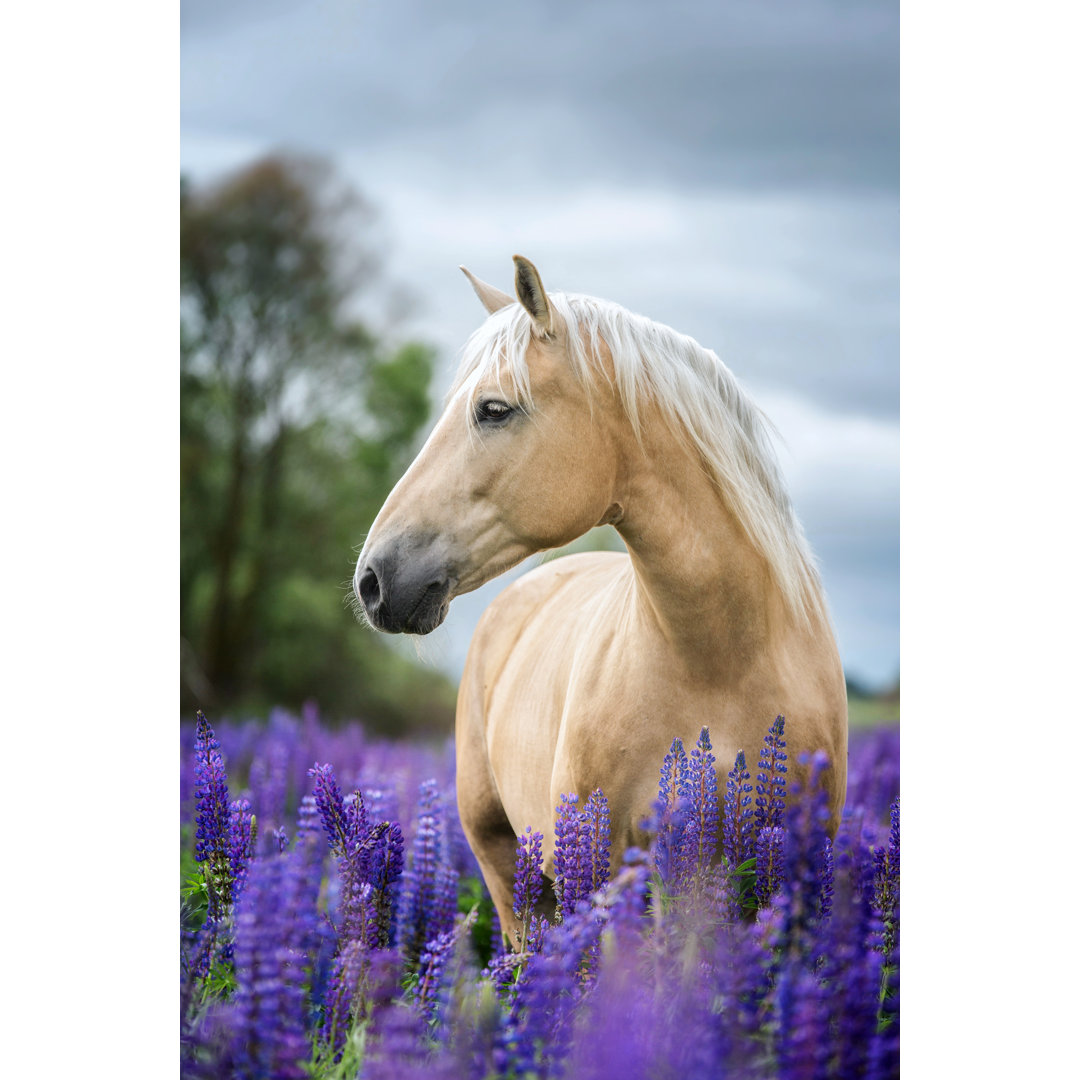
[181,709,899,1079]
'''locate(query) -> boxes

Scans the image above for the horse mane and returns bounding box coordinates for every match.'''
[450,292,826,626]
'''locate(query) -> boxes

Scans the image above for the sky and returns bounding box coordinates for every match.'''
[180,0,899,689]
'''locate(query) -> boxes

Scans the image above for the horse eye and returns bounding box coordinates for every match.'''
[476,400,514,424]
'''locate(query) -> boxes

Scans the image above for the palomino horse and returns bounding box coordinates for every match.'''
[354,255,847,938]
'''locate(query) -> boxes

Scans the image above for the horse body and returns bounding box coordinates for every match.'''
[355,256,847,940]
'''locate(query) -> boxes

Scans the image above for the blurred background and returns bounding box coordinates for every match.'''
[180,0,899,734]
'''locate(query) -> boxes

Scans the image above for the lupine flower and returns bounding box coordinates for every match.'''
[820,835,834,920]
[553,793,593,917]
[778,750,834,958]
[754,714,788,833]
[652,737,693,890]
[581,789,612,894]
[513,827,545,947]
[295,794,322,847]
[688,728,721,871]
[227,798,257,902]
[874,795,900,957]
[308,762,349,856]
[721,748,754,869]
[321,938,367,1058]
[368,821,406,948]
[754,826,785,908]
[416,910,478,1025]
[194,711,233,921]
[231,849,321,1079]
[399,778,454,961]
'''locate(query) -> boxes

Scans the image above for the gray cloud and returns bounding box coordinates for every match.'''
[182,0,898,195]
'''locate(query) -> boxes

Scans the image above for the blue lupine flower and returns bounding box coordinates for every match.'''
[754,826,785,908]
[688,728,720,871]
[754,714,788,833]
[227,797,256,903]
[513,827,545,947]
[321,938,367,1058]
[581,789,612,894]
[399,778,455,961]
[232,849,321,1079]
[778,750,834,958]
[722,748,754,870]
[193,711,233,921]
[653,737,692,889]
[553,793,592,917]
[307,762,349,856]
[874,795,900,956]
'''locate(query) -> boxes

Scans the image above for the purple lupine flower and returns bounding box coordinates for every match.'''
[581,789,612,895]
[721,749,754,870]
[819,835,834,920]
[415,910,477,1026]
[227,797,257,902]
[754,826,786,908]
[814,820,886,1078]
[688,728,721,871]
[778,750,834,959]
[658,736,691,813]
[553,792,592,917]
[295,793,322,848]
[651,737,694,891]
[231,849,321,1079]
[597,846,651,943]
[507,909,604,1076]
[774,963,831,1080]
[321,938,367,1059]
[874,795,900,957]
[513,827,545,947]
[338,823,391,950]
[193,711,233,921]
[754,714,788,833]
[308,762,349,856]
[399,778,450,961]
[368,821,405,949]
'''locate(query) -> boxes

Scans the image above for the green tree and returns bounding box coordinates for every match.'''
[180,155,455,731]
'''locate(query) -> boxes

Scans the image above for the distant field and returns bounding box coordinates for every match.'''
[847,692,901,729]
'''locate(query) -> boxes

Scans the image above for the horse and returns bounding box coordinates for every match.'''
[353,255,847,940]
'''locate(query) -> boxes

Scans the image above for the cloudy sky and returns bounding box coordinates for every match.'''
[181,0,899,689]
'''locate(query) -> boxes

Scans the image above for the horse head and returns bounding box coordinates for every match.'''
[354,256,622,634]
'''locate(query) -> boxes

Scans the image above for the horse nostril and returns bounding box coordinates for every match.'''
[358,566,382,610]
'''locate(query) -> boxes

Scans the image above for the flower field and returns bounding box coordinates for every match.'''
[180,707,899,1079]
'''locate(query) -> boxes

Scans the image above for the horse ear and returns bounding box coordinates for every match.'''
[513,255,553,337]
[459,265,514,314]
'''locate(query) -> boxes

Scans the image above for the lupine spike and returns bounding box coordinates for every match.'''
[193,711,233,921]
[755,714,789,833]
[553,793,592,917]
[688,728,720,872]
[754,826,786,908]
[722,749,754,869]
[513,827,545,947]
[581,789,612,894]
[307,763,349,856]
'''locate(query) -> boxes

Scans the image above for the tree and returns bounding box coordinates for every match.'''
[180,155,455,730]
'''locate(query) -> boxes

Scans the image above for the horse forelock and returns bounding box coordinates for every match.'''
[449,291,826,626]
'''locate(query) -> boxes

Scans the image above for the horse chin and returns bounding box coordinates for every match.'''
[404,598,450,636]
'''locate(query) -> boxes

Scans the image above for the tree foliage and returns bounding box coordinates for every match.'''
[180,155,455,732]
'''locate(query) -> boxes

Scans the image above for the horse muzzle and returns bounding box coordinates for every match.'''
[355,540,454,635]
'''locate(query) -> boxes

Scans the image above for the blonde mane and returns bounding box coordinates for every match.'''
[450,292,826,626]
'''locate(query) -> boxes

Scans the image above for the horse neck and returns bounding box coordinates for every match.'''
[612,412,789,681]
